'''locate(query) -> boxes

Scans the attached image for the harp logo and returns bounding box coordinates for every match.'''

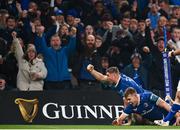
[15,98,39,123]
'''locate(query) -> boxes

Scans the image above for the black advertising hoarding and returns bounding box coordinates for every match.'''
[0,90,123,124]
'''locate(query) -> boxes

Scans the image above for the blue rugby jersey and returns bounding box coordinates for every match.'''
[124,92,168,121]
[114,74,145,97]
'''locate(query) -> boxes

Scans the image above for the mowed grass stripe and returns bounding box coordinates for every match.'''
[0,125,180,129]
[1,129,180,130]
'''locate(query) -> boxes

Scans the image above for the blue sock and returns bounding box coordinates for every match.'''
[163,104,180,122]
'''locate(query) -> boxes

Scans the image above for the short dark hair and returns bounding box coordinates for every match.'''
[6,16,16,22]
[124,87,137,99]
[94,0,104,6]
[101,13,113,21]
[122,12,131,20]
[138,20,145,23]
[106,67,119,74]
[101,56,109,62]
[159,0,169,4]
[0,9,8,14]
[157,36,164,42]
[172,6,179,11]
[95,35,102,41]
[171,25,180,33]
[51,34,60,39]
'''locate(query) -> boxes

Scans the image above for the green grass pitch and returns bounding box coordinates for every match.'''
[0,125,179,129]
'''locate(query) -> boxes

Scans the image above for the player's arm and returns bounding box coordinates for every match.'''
[112,104,133,126]
[87,64,109,83]
[149,93,180,118]
[157,97,179,118]
[112,112,128,126]
[156,98,171,112]
[149,93,171,112]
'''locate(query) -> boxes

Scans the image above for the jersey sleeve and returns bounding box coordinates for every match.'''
[149,93,159,104]
[123,104,133,115]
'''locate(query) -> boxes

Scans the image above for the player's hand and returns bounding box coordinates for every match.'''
[112,119,121,126]
[112,119,118,125]
[87,64,94,72]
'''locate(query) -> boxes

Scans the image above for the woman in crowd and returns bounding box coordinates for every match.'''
[12,32,47,91]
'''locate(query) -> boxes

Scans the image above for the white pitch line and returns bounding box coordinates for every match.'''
[3,128,178,130]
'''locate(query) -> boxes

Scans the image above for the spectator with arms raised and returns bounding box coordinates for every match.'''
[12,31,47,91]
[34,25,77,90]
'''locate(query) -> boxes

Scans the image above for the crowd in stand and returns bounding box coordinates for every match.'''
[0,0,179,97]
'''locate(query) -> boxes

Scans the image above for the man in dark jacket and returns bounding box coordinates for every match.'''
[72,34,102,90]
[123,47,152,90]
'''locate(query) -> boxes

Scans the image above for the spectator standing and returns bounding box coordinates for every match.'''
[12,32,47,91]
[158,0,171,19]
[34,26,77,90]
[72,34,102,90]
[154,16,171,41]
[123,47,152,90]
[85,0,108,29]
[57,24,70,46]
[147,3,161,30]
[167,26,180,88]
[168,26,180,63]
[171,6,180,20]
[0,16,23,50]
[103,14,132,42]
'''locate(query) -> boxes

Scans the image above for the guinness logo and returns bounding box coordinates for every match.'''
[15,98,39,123]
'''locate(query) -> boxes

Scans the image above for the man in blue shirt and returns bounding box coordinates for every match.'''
[112,87,176,125]
[34,26,77,90]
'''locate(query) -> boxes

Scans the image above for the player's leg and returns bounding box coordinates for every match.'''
[155,80,180,126]
[163,80,180,123]
[163,91,180,122]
